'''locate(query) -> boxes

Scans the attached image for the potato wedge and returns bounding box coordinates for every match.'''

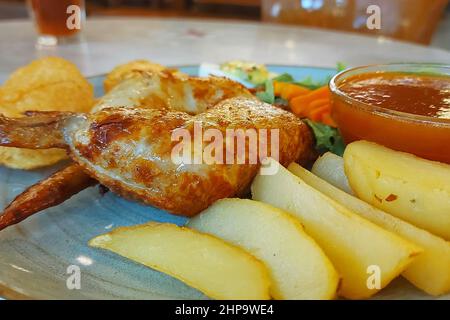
[344,141,450,241]
[188,198,339,300]
[251,158,421,299]
[89,222,271,300]
[311,152,353,194]
[290,162,450,296]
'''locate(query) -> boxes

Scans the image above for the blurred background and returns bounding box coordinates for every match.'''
[1,0,449,49]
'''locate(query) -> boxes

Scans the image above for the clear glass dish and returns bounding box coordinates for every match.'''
[329,63,450,163]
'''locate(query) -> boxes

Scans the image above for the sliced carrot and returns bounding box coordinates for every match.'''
[290,100,316,117]
[308,98,329,110]
[274,81,338,127]
[290,98,325,117]
[308,104,331,122]
[273,81,310,99]
[281,83,310,100]
[290,86,330,108]
[273,81,285,96]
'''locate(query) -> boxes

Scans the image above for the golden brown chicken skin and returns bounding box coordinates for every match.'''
[0,97,312,217]
[0,164,96,230]
[0,71,256,228]
[93,71,254,114]
[0,67,314,227]
[67,97,312,216]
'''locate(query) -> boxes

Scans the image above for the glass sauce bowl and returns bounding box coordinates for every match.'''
[329,63,450,164]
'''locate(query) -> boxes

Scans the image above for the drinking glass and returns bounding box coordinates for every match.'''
[27,0,86,46]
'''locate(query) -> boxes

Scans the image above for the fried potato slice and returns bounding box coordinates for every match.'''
[252,158,422,299]
[0,57,94,169]
[344,141,450,241]
[289,161,450,296]
[188,198,339,300]
[90,222,271,300]
[104,60,175,92]
[312,152,353,194]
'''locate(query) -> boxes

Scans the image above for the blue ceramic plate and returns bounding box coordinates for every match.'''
[0,65,447,300]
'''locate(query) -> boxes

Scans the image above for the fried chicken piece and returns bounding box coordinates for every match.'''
[0,71,254,229]
[0,97,313,219]
[0,164,96,231]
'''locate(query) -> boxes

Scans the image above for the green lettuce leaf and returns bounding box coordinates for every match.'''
[275,62,348,90]
[255,79,275,104]
[257,62,348,100]
[293,76,331,90]
[305,119,345,156]
[272,73,295,83]
[336,62,347,72]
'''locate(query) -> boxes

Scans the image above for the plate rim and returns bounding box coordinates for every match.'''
[0,283,31,300]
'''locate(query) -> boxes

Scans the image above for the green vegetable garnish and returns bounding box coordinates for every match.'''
[305,120,345,156]
[272,73,295,83]
[268,63,347,90]
[336,62,347,72]
[274,97,289,108]
[254,62,348,155]
[220,61,271,86]
[294,76,330,90]
[256,79,275,104]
